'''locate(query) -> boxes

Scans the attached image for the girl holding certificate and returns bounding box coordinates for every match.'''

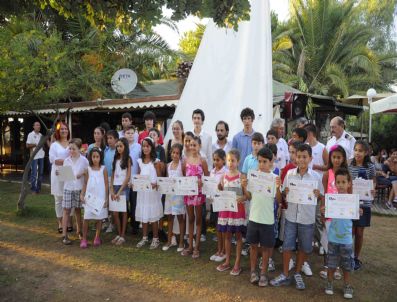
[135,137,163,250]
[181,136,209,259]
[80,148,109,248]
[348,141,376,271]
[216,149,248,276]
[110,138,131,246]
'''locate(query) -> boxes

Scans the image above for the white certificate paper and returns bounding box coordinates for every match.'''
[109,194,127,212]
[85,192,105,215]
[131,175,153,192]
[325,194,360,219]
[174,177,198,196]
[352,179,373,201]
[202,176,219,195]
[58,166,76,182]
[212,191,237,212]
[157,177,176,194]
[287,179,317,205]
[247,170,275,197]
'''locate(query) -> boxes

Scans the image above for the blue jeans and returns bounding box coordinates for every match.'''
[30,158,44,193]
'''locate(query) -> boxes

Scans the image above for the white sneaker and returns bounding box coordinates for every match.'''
[215,254,226,262]
[149,238,160,250]
[136,238,148,248]
[200,234,206,242]
[301,262,313,276]
[319,246,325,255]
[289,258,295,271]
[171,236,177,247]
[105,224,114,233]
[210,254,218,261]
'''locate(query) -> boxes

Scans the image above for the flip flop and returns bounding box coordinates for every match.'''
[181,249,192,256]
[216,263,231,272]
[192,250,200,259]
[230,267,242,276]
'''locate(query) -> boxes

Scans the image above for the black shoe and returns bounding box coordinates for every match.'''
[354,258,362,271]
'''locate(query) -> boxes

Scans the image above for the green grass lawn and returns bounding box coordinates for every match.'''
[1,181,397,302]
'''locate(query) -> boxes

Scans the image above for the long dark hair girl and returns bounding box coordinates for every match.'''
[113,138,130,171]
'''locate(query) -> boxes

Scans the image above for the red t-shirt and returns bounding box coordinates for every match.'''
[138,130,164,145]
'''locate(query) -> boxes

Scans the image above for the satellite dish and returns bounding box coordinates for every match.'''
[111,68,138,96]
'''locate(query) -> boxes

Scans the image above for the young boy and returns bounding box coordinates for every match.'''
[270,144,323,290]
[138,111,164,145]
[267,129,287,173]
[119,112,138,142]
[125,125,142,234]
[241,132,265,177]
[291,127,307,143]
[322,167,358,299]
[243,147,282,286]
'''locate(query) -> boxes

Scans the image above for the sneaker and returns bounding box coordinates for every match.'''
[105,224,114,233]
[294,273,305,290]
[200,234,206,242]
[150,238,160,250]
[319,246,325,255]
[325,281,334,295]
[250,271,259,284]
[258,273,268,287]
[136,238,148,248]
[80,239,88,249]
[334,268,342,280]
[115,236,125,245]
[343,284,354,299]
[289,258,295,271]
[93,237,101,247]
[270,273,291,287]
[62,236,72,245]
[215,254,226,262]
[171,235,177,247]
[268,258,276,272]
[210,253,219,261]
[177,246,184,252]
[301,262,313,276]
[353,258,362,271]
[111,235,120,244]
[319,268,328,279]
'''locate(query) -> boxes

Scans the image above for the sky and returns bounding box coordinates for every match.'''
[154,0,290,50]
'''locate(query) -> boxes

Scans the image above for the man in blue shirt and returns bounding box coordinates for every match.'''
[232,108,256,171]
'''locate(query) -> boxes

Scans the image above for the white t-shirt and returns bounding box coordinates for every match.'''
[309,142,326,174]
[26,131,45,159]
[63,155,89,191]
[212,139,232,154]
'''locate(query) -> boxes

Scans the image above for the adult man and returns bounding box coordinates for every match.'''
[138,111,164,145]
[271,118,290,167]
[192,109,213,168]
[212,121,232,154]
[26,121,45,193]
[232,108,256,171]
[118,112,138,143]
[326,116,356,160]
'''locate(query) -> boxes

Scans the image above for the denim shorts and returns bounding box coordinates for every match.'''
[283,219,314,254]
[327,242,354,271]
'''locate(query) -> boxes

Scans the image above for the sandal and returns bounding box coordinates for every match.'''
[111,235,121,244]
[192,250,200,259]
[181,249,193,256]
[216,263,231,272]
[57,227,63,234]
[67,226,73,233]
[230,267,242,276]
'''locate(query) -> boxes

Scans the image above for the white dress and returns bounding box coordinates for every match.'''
[49,141,69,196]
[164,162,185,215]
[84,166,108,220]
[135,159,163,223]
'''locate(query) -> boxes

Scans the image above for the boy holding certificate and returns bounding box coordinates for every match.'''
[243,147,282,287]
[322,168,361,299]
[271,144,323,290]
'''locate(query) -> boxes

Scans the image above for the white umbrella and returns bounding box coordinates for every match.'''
[370,94,397,114]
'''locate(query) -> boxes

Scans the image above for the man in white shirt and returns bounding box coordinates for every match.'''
[26,121,45,193]
[212,121,232,154]
[326,116,356,160]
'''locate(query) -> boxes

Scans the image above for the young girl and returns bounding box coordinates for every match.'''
[88,127,106,153]
[135,137,164,249]
[320,145,348,279]
[80,147,109,248]
[349,140,376,271]
[209,149,227,262]
[163,143,185,252]
[166,120,184,163]
[183,131,194,159]
[181,136,209,258]
[216,149,248,275]
[61,138,89,245]
[110,138,131,245]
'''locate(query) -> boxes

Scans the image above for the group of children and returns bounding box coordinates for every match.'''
[56,119,375,300]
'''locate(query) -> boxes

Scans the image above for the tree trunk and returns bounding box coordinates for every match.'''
[17,130,53,211]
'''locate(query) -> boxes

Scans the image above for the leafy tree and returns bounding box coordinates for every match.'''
[179,24,206,60]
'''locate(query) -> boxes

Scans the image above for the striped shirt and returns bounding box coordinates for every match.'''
[348,163,376,207]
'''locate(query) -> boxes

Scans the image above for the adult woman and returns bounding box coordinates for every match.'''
[88,126,106,152]
[49,122,70,233]
[165,120,184,163]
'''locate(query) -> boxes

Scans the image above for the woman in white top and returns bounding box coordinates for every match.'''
[49,122,70,233]
[165,120,184,163]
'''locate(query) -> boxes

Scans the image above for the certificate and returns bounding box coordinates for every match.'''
[287,179,317,205]
[131,175,152,192]
[325,194,360,219]
[174,177,198,196]
[202,176,219,195]
[352,179,373,201]
[247,170,275,197]
[58,166,76,182]
[157,177,176,194]
[109,194,127,212]
[212,191,237,212]
[85,192,105,215]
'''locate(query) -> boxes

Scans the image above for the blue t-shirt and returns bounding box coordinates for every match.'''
[232,129,255,171]
[328,218,353,245]
[242,154,258,174]
[104,146,116,177]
